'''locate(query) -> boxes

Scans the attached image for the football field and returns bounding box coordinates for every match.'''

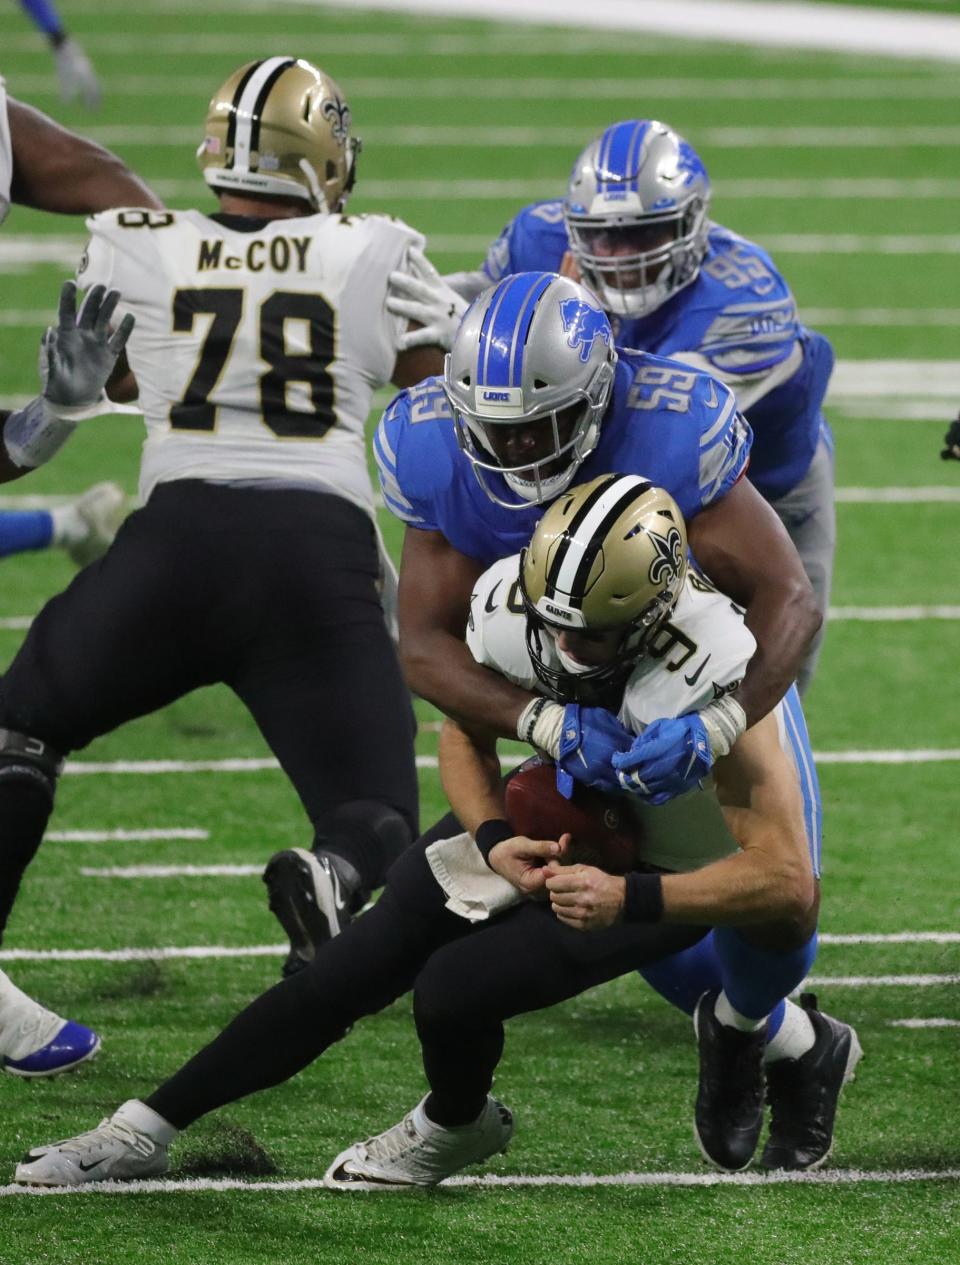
[0,1,959,1260]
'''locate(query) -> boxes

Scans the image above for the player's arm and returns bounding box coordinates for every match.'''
[688,476,820,729]
[0,281,134,484]
[439,717,563,895]
[398,527,537,736]
[546,712,817,936]
[8,96,162,214]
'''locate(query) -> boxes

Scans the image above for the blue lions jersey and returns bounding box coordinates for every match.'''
[375,350,751,566]
[479,202,832,502]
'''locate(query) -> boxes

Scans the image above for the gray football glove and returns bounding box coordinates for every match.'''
[54,37,102,111]
[42,281,135,413]
[386,247,468,351]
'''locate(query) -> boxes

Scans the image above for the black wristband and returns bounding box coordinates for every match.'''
[474,818,514,867]
[623,871,664,923]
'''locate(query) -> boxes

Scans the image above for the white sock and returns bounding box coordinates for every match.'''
[114,1099,179,1146]
[50,503,86,549]
[714,990,767,1033]
[764,999,816,1063]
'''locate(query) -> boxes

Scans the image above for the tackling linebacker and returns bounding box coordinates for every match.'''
[15,476,859,1187]
[388,120,835,696]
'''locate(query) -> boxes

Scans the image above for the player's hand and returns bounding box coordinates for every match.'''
[387,247,468,351]
[941,414,960,461]
[559,250,582,282]
[41,282,135,412]
[488,834,569,897]
[543,861,626,930]
[555,704,634,799]
[612,714,713,805]
[54,38,102,111]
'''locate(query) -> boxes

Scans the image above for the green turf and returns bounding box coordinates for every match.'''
[1,2,959,1261]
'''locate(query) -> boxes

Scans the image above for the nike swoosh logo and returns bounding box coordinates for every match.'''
[684,654,712,687]
[78,1158,107,1172]
[484,579,502,614]
[704,380,719,409]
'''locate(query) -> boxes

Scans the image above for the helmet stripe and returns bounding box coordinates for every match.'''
[248,57,297,163]
[224,60,261,167]
[230,56,296,174]
[477,272,553,388]
[546,476,652,604]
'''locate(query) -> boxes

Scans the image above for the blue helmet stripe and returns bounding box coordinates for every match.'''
[625,119,647,190]
[596,122,618,194]
[599,120,644,193]
[478,272,553,388]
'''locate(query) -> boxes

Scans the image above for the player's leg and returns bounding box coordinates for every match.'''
[768,427,836,696]
[325,907,705,1189]
[15,839,470,1185]
[0,484,127,566]
[226,490,419,974]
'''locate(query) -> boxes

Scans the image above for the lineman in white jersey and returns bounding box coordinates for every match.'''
[0,75,159,1078]
[0,58,446,995]
[16,476,858,1189]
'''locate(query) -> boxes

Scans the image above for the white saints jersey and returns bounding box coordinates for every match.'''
[0,78,12,226]
[468,560,757,874]
[77,207,424,509]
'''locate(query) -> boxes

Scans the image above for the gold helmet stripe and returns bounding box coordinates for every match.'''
[546,475,653,604]
[229,55,296,174]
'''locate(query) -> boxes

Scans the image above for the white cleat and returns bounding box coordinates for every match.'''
[324,1095,513,1191]
[63,481,129,568]
[15,1100,175,1186]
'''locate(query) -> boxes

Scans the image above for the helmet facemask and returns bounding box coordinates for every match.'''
[442,273,618,511]
[564,119,711,319]
[519,474,688,703]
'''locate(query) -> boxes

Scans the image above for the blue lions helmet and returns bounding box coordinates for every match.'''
[443,272,617,510]
[564,120,711,318]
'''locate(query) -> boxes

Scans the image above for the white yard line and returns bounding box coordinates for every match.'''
[9,74,960,100]
[2,1165,959,1198]
[49,829,209,843]
[889,1019,960,1029]
[51,125,960,149]
[820,933,960,944]
[828,607,960,620]
[80,865,260,878]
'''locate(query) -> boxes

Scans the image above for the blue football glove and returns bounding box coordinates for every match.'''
[555,704,633,799]
[611,714,713,806]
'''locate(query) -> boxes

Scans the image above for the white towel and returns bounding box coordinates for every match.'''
[425,831,522,923]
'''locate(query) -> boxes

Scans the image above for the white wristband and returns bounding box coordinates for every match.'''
[516,698,565,760]
[699,696,748,760]
[3,397,78,470]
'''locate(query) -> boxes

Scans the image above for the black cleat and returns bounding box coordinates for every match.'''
[693,989,766,1171]
[762,993,863,1171]
[263,847,363,978]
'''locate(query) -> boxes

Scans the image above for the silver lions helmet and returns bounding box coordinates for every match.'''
[564,119,710,318]
[443,272,617,510]
[519,474,688,703]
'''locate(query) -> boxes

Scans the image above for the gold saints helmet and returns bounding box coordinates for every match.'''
[197,56,360,212]
[519,473,688,701]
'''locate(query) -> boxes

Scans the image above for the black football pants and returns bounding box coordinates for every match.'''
[0,481,418,935]
[146,833,706,1130]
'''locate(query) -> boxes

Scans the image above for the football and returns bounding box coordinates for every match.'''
[504,758,641,874]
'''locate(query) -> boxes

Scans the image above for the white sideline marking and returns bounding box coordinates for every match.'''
[80,865,260,878]
[10,0,959,60]
[889,1019,960,1029]
[56,750,960,777]
[3,1166,959,1198]
[10,74,960,101]
[49,829,209,844]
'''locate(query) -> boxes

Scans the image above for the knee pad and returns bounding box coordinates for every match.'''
[0,728,61,810]
[312,799,414,898]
